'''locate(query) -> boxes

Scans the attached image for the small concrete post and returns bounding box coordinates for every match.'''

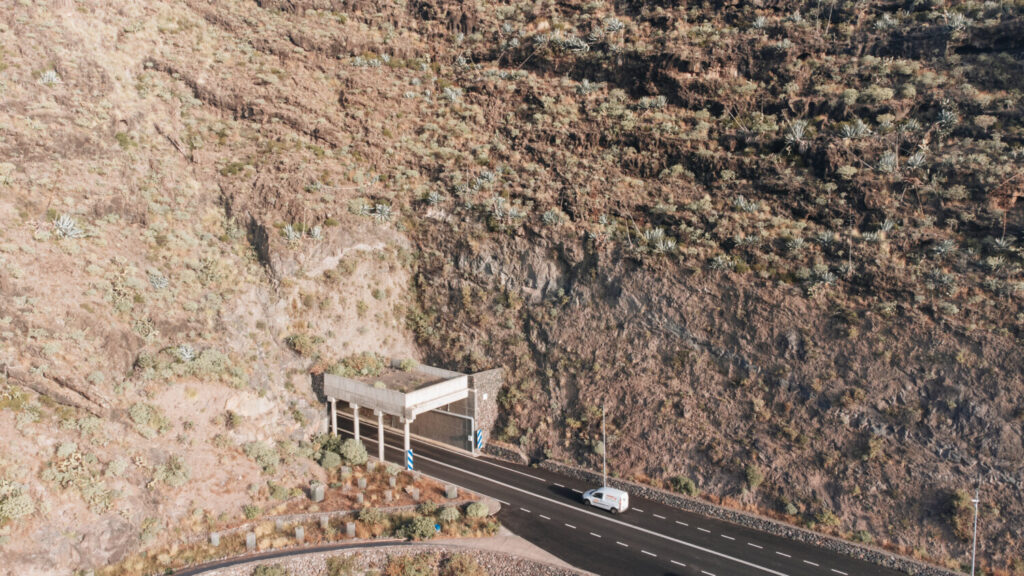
[389,476,396,488]
[356,492,364,504]
[352,403,360,441]
[377,410,385,462]
[329,397,337,435]
[346,521,356,537]
[245,531,256,551]
[341,466,351,478]
[410,487,420,501]
[295,525,305,544]
[357,477,367,489]
[210,532,220,547]
[320,516,330,531]
[311,482,325,503]
[384,489,392,503]
[445,485,458,499]
[367,461,376,473]
[275,519,285,533]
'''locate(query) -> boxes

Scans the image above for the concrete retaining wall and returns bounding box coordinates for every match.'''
[538,460,961,576]
[411,410,473,451]
[469,368,503,449]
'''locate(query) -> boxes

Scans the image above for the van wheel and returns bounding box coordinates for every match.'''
[610,508,618,514]
[583,499,591,506]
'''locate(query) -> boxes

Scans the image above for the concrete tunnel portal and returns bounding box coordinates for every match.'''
[321,358,502,469]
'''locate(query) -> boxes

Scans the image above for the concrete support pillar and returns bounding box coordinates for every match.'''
[403,418,412,470]
[376,410,385,463]
[329,397,337,436]
[352,403,360,441]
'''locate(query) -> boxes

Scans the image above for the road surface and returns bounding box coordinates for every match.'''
[335,413,905,576]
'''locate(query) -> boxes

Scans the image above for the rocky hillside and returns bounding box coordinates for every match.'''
[0,0,1022,574]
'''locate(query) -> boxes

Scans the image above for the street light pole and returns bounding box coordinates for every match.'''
[970,478,980,576]
[602,406,607,488]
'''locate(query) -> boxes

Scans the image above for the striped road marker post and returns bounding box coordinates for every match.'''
[475,429,483,450]
[406,449,414,471]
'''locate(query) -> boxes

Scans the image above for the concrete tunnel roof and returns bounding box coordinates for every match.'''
[322,359,468,421]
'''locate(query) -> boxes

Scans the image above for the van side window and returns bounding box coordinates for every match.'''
[594,492,603,499]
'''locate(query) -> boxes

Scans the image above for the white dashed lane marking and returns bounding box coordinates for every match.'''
[804,560,820,567]
[633,507,645,512]
[747,543,763,549]
[565,524,576,529]
[831,570,849,575]
[676,520,689,526]
[775,552,792,558]
[721,535,736,541]
[589,532,602,538]
[701,571,716,576]
[539,515,550,520]
[571,489,582,494]
[616,541,629,548]
[641,550,657,557]
[653,513,666,519]
[671,560,686,567]
[520,508,531,513]
[554,483,565,488]
[698,527,711,533]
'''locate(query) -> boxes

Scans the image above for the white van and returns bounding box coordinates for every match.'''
[582,487,629,514]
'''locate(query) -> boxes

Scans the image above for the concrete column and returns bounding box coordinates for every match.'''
[376,410,385,462]
[329,397,337,436]
[352,403,360,441]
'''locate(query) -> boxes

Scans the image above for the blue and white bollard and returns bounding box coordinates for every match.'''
[406,449,414,470]
[475,429,484,450]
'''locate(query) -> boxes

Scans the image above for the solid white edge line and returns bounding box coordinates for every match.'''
[747,543,763,549]
[641,550,657,557]
[803,560,820,567]
[653,514,666,519]
[671,560,686,567]
[391,441,796,576]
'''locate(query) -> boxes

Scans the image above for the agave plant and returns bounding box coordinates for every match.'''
[840,119,870,139]
[176,344,196,363]
[283,224,302,242]
[308,226,323,240]
[643,228,677,254]
[148,272,169,291]
[39,70,62,85]
[784,119,810,152]
[877,150,899,174]
[604,17,624,33]
[373,203,393,223]
[53,214,85,239]
[426,191,443,206]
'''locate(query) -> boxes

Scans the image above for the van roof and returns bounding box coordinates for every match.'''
[597,487,628,498]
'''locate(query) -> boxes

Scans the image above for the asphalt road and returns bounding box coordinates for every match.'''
[335,414,906,576]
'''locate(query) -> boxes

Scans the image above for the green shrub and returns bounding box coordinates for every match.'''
[400,515,437,540]
[243,504,261,519]
[465,502,488,519]
[284,333,323,358]
[251,564,290,576]
[441,554,485,576]
[359,507,385,526]
[128,402,170,438]
[329,352,388,377]
[152,454,190,487]
[669,475,698,496]
[320,450,342,470]
[438,506,460,524]
[816,508,840,527]
[383,552,435,576]
[339,439,368,466]
[0,479,35,524]
[745,464,764,491]
[325,556,359,576]
[418,500,438,515]
[243,442,280,474]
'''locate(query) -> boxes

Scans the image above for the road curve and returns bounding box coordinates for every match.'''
[171,540,405,576]
[336,413,906,576]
